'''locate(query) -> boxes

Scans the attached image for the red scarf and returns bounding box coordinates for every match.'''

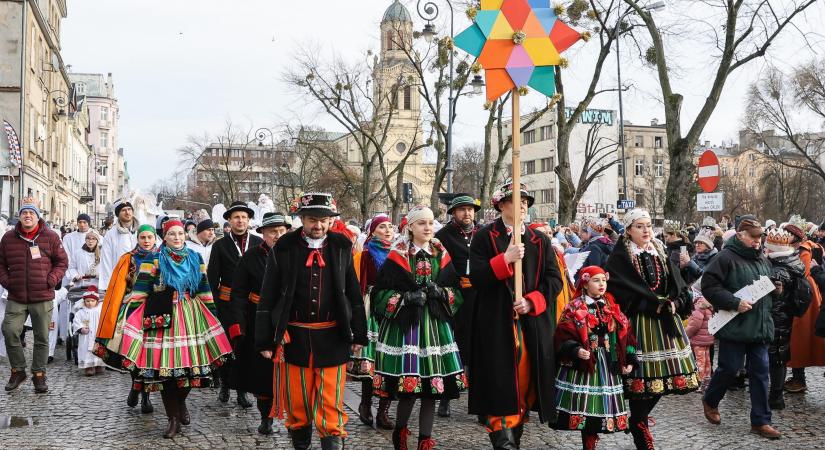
[18,222,40,241]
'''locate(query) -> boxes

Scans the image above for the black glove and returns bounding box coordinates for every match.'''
[425,281,447,303]
[403,289,427,307]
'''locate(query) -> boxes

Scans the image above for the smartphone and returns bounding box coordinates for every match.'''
[680,245,688,257]
[599,213,607,218]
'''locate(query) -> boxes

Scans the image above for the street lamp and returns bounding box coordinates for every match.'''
[615,1,665,204]
[471,75,485,95]
[255,127,275,147]
[416,0,457,193]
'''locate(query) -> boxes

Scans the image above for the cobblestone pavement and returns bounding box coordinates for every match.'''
[2,346,824,449]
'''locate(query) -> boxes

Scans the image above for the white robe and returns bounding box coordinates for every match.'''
[62,231,88,265]
[99,224,137,291]
[186,238,214,266]
[64,248,100,290]
[72,303,105,369]
[48,289,66,358]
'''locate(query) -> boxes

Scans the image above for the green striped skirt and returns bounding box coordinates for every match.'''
[624,314,699,398]
[347,315,378,380]
[554,348,630,433]
[373,308,466,399]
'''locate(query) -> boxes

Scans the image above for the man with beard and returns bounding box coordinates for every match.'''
[227,212,291,435]
[256,193,367,450]
[208,201,262,408]
[434,194,480,418]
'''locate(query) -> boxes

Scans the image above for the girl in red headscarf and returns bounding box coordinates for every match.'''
[553,266,637,450]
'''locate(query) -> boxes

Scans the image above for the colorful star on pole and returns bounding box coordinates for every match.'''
[455,0,585,101]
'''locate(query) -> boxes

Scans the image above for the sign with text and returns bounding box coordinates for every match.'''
[617,199,636,210]
[697,192,724,211]
[698,150,720,193]
[564,107,615,126]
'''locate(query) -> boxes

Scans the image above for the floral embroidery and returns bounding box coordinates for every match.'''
[415,260,432,277]
[649,379,664,393]
[400,376,421,393]
[605,417,615,432]
[431,377,444,394]
[372,374,383,390]
[672,375,687,390]
[617,415,628,430]
[387,294,401,314]
[629,378,645,393]
[569,414,584,430]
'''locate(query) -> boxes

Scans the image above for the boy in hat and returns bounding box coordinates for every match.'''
[186,219,217,265]
[468,183,563,449]
[434,193,481,418]
[208,200,262,407]
[227,212,291,435]
[256,193,367,450]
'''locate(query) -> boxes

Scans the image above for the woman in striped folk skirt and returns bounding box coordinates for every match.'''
[553,266,637,450]
[118,219,231,439]
[605,210,699,450]
[350,214,396,429]
[372,206,466,450]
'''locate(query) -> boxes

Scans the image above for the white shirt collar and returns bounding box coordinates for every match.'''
[304,234,326,249]
[502,220,526,236]
[630,240,658,256]
[584,295,605,306]
[412,242,432,255]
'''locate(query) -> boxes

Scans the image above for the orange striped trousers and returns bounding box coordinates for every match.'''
[484,318,536,432]
[283,359,348,437]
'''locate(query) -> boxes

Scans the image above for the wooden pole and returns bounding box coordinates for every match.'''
[511,89,523,306]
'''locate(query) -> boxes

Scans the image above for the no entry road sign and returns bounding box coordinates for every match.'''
[698,150,720,193]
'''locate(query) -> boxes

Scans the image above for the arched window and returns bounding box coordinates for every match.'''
[403,86,411,110]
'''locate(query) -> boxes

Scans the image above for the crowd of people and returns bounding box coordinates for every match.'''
[1,187,824,450]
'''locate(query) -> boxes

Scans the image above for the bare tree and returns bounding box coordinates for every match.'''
[745,63,825,185]
[566,122,620,215]
[624,0,818,220]
[284,45,431,222]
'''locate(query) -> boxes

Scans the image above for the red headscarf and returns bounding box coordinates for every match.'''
[574,265,609,295]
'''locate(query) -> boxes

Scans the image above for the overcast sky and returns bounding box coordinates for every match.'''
[61,0,825,192]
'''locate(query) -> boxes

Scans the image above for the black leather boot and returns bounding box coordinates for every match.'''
[160,390,181,439]
[488,429,518,450]
[320,435,344,450]
[513,424,524,448]
[140,391,154,414]
[437,399,451,417]
[126,388,139,407]
[257,398,274,435]
[376,397,395,430]
[237,390,253,408]
[289,427,313,450]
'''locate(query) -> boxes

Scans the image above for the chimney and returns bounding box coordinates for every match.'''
[651,118,658,126]
[107,73,114,98]
[704,140,710,147]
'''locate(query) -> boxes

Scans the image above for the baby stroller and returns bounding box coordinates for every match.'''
[65,285,89,365]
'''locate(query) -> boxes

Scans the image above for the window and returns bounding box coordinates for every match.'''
[100,107,108,121]
[403,86,411,110]
[539,125,553,141]
[99,192,106,206]
[540,157,553,172]
[541,189,555,204]
[635,158,644,176]
[748,168,755,177]
[618,187,625,200]
[654,136,663,148]
[99,132,109,149]
[522,160,536,175]
[523,130,536,144]
[721,164,728,176]
[654,159,664,177]
[733,167,739,176]
[634,136,644,147]
[386,31,394,50]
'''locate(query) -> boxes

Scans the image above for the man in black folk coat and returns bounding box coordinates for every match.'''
[227,212,291,436]
[207,201,263,407]
[434,194,481,418]
[255,193,367,450]
[468,183,563,450]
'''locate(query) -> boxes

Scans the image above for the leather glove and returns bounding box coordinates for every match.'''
[425,281,446,303]
[403,289,427,307]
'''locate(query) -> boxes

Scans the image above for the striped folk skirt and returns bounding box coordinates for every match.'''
[553,348,629,434]
[347,315,378,380]
[119,294,232,391]
[624,314,700,398]
[373,309,467,399]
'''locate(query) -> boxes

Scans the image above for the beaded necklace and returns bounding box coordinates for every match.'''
[632,252,664,292]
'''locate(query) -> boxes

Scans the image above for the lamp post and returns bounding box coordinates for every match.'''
[615,1,665,204]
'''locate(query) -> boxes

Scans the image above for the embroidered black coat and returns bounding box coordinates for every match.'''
[468,219,563,422]
[254,229,368,368]
[227,242,273,395]
[207,232,263,331]
[435,221,479,362]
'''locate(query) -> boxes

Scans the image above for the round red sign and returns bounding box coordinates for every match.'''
[697,150,720,193]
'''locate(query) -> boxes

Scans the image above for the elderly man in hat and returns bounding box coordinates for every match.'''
[1,197,68,393]
[468,183,563,449]
[434,193,480,418]
[99,199,138,291]
[701,218,783,440]
[227,212,291,436]
[256,193,367,450]
[208,200,263,407]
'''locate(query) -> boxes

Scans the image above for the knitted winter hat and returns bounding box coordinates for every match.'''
[162,219,185,236]
[694,228,715,248]
[368,214,392,236]
[82,286,100,301]
[196,219,215,234]
[77,213,92,224]
[18,196,41,219]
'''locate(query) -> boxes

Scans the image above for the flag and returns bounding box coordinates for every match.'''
[2,120,22,168]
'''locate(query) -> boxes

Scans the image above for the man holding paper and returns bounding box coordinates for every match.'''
[700,218,782,440]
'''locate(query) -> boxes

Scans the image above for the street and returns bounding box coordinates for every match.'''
[1,346,824,449]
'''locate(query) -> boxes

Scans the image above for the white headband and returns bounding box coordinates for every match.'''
[406,205,434,227]
[623,208,651,228]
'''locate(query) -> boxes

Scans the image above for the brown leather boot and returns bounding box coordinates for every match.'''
[4,370,27,392]
[160,389,181,439]
[702,399,721,425]
[376,397,395,430]
[31,372,48,393]
[751,424,781,440]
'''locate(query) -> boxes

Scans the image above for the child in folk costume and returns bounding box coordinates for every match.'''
[554,266,637,450]
[372,205,465,450]
[72,287,105,375]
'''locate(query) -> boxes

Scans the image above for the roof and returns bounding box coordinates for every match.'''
[382,0,412,23]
